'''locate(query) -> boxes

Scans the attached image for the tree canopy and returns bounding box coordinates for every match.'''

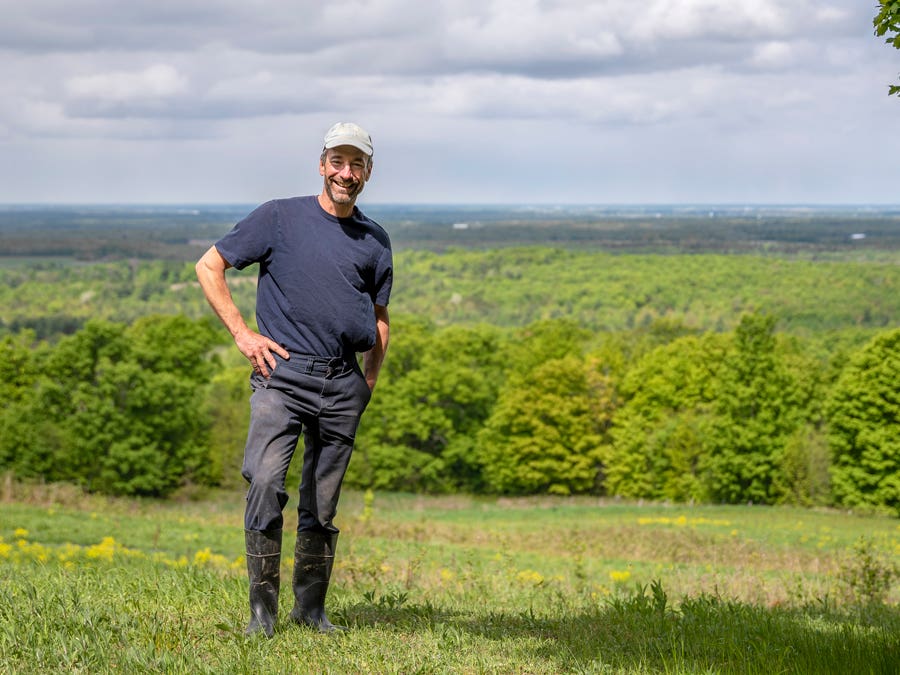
[3,245,899,513]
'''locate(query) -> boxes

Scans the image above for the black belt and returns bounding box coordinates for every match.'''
[287,353,354,377]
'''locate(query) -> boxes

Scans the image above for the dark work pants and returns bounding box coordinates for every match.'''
[241,353,372,534]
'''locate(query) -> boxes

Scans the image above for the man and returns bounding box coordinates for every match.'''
[195,122,392,638]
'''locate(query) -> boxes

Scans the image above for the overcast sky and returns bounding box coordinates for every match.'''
[1,0,898,205]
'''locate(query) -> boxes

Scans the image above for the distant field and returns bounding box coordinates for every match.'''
[2,485,898,673]
[3,203,900,259]
[3,204,899,340]
[0,256,88,269]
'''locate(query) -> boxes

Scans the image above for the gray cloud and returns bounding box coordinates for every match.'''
[0,0,897,203]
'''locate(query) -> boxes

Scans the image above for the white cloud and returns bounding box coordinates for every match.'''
[0,0,897,203]
[66,64,189,101]
[815,6,849,23]
[748,41,798,69]
[443,0,624,72]
[630,0,790,41]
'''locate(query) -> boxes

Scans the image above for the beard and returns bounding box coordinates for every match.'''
[324,177,363,205]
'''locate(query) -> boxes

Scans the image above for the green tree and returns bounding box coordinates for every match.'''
[22,321,130,482]
[608,314,823,505]
[16,317,219,496]
[503,318,592,377]
[875,0,900,96]
[128,313,221,380]
[477,355,615,495]
[350,319,507,492]
[771,424,831,507]
[351,317,595,493]
[203,364,254,489]
[0,332,41,470]
[704,314,820,504]
[606,332,727,501]
[347,315,438,491]
[826,328,900,515]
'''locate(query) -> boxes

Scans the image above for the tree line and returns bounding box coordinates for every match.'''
[2,310,897,516]
[3,248,900,341]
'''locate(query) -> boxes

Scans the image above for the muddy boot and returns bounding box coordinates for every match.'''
[245,529,282,638]
[289,531,345,632]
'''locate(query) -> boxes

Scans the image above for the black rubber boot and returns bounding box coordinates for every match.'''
[289,531,345,632]
[245,529,282,638]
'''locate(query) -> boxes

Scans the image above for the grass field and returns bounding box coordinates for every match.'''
[1,481,899,674]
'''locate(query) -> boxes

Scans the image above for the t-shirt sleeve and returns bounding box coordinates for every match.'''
[214,200,278,270]
[373,246,393,307]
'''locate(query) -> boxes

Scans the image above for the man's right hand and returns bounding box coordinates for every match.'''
[235,329,290,378]
[195,245,291,379]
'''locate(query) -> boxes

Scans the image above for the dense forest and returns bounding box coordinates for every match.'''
[3,203,900,258]
[1,206,898,515]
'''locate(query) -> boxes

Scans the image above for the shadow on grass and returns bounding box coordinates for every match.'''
[343,593,900,674]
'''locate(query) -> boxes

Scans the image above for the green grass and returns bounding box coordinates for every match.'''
[1,484,899,674]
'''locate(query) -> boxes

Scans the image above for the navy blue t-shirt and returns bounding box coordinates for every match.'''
[215,196,393,357]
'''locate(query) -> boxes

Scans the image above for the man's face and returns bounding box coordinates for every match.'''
[320,146,372,207]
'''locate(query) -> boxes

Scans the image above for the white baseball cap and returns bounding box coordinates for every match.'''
[323,122,373,156]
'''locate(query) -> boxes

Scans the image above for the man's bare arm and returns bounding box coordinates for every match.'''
[195,245,289,376]
[363,304,390,391]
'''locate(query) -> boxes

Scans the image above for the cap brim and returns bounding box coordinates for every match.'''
[324,137,373,155]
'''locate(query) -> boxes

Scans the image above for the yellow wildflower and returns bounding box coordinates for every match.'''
[516,569,544,586]
[17,540,50,562]
[193,548,213,566]
[86,536,117,561]
[609,570,631,584]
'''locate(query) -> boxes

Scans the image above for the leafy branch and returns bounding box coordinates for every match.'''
[874,0,900,96]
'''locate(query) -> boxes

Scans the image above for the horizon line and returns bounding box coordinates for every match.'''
[1,201,899,209]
